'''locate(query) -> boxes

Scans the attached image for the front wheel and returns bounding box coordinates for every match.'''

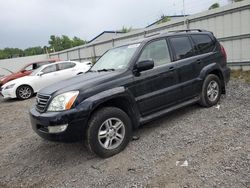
[16,85,33,100]
[85,107,132,158]
[199,74,221,107]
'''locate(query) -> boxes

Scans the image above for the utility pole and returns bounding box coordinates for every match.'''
[183,0,187,29]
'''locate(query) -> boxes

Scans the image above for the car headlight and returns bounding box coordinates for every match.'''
[47,91,79,112]
[4,84,15,90]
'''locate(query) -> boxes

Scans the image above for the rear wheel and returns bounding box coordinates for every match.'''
[16,85,33,100]
[85,107,132,158]
[199,74,221,107]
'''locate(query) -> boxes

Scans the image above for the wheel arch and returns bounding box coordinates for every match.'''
[89,96,140,130]
[79,87,140,130]
[15,84,34,99]
[199,63,225,94]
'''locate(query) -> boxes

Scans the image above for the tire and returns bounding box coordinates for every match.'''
[16,85,34,100]
[199,74,221,107]
[86,107,132,158]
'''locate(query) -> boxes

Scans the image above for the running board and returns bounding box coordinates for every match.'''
[139,97,200,124]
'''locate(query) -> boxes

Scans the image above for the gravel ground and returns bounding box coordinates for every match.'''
[0,80,249,188]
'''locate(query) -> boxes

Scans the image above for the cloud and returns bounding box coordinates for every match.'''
[0,0,228,49]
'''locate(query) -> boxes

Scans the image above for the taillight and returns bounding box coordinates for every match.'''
[220,44,227,62]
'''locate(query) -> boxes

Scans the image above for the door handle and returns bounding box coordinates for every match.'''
[169,66,175,71]
[196,59,202,64]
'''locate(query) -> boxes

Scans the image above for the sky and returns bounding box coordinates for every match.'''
[0,0,228,49]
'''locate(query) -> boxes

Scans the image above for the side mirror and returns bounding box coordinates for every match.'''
[135,60,154,73]
[37,72,44,77]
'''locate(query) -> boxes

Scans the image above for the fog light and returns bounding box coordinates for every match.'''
[48,124,68,133]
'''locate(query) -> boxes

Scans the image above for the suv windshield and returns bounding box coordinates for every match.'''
[91,43,140,71]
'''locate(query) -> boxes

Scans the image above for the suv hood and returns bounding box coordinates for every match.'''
[39,71,124,96]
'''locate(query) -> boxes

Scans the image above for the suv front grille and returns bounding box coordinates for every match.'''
[36,93,51,112]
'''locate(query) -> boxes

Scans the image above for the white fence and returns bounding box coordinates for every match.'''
[49,0,250,70]
[0,54,48,77]
[1,0,250,76]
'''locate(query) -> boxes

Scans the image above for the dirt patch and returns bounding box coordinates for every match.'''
[0,80,249,188]
[231,70,250,83]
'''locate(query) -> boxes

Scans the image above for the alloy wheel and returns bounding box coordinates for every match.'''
[207,80,219,102]
[98,118,125,150]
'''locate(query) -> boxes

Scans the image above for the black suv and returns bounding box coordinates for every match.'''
[30,29,230,158]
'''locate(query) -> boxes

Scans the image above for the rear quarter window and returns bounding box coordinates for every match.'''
[191,34,215,54]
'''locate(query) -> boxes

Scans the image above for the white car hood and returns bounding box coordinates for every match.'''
[2,76,34,88]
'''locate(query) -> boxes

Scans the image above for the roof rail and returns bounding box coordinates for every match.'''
[168,29,207,33]
[144,32,161,38]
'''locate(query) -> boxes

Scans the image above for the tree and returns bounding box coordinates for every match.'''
[228,0,244,2]
[24,47,43,56]
[209,3,220,10]
[72,36,86,47]
[49,35,63,51]
[48,35,87,52]
[121,26,132,33]
[0,48,24,59]
[0,35,86,59]
[157,14,171,25]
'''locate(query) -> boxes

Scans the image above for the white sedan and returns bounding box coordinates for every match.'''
[0,61,91,100]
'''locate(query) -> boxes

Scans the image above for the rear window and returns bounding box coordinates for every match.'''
[191,34,215,54]
[58,62,76,70]
[169,37,194,61]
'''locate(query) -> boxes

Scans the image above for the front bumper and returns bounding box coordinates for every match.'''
[0,88,16,99]
[29,107,88,142]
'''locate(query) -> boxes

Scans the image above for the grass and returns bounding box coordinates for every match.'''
[230,70,250,83]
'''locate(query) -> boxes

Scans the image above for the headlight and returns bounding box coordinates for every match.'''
[4,84,15,90]
[47,91,79,112]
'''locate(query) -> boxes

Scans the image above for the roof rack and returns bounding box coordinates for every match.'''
[168,29,207,33]
[144,32,161,38]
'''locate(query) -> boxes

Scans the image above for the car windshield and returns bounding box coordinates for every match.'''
[30,66,44,76]
[91,43,140,71]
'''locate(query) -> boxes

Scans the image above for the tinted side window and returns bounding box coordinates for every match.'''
[191,34,215,54]
[58,62,76,70]
[169,37,194,60]
[42,65,57,74]
[139,39,171,67]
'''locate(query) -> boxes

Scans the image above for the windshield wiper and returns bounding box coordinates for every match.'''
[97,68,115,72]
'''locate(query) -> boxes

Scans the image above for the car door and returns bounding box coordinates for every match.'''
[131,39,181,116]
[57,62,77,79]
[190,34,218,74]
[33,64,58,91]
[168,35,200,101]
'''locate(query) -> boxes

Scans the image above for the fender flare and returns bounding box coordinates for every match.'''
[198,62,226,93]
[198,63,224,81]
[76,87,140,128]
